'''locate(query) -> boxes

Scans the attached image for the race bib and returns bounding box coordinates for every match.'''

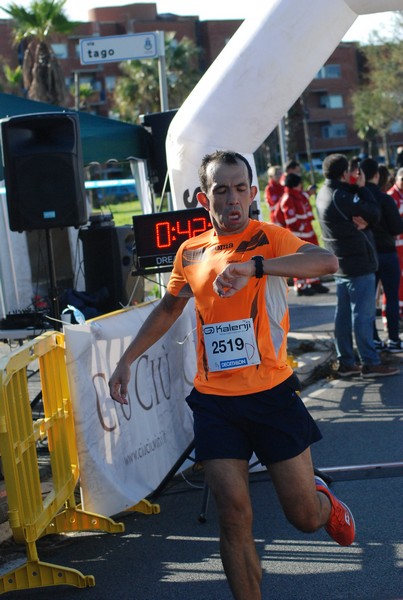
[202,318,260,372]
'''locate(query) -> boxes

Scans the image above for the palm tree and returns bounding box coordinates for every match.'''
[2,0,77,105]
[113,31,202,123]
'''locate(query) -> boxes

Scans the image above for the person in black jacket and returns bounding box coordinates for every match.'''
[316,153,399,378]
[361,158,403,353]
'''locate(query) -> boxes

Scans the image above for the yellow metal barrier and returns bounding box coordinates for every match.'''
[0,331,124,594]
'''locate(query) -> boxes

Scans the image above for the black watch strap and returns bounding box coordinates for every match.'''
[252,255,264,278]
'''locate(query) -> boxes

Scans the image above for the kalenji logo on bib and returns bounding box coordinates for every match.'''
[203,326,215,335]
[204,322,251,336]
[202,317,260,372]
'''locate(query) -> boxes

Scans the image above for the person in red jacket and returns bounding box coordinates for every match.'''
[387,167,403,318]
[279,159,301,186]
[264,165,284,225]
[280,173,329,296]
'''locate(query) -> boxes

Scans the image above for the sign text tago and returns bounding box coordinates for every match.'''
[79,32,158,65]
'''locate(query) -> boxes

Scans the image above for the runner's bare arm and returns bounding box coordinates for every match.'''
[213,244,338,298]
[109,292,189,404]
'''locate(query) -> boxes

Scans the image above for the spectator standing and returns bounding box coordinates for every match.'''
[264,165,284,225]
[280,158,317,201]
[360,158,403,352]
[279,159,301,185]
[377,164,396,330]
[395,146,403,169]
[378,165,394,193]
[348,156,361,184]
[280,173,329,296]
[316,153,399,378]
[387,167,403,319]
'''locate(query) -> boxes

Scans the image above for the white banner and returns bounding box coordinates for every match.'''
[64,300,196,517]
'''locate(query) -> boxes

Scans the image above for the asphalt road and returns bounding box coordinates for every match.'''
[1,282,402,600]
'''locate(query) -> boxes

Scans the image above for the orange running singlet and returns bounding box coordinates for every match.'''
[167,219,305,395]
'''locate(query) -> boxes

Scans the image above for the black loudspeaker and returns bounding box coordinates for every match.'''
[0,112,88,232]
[140,109,177,194]
[79,223,144,313]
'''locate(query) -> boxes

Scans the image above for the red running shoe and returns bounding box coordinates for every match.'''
[315,476,355,546]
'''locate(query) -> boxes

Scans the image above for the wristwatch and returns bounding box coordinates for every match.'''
[251,255,264,278]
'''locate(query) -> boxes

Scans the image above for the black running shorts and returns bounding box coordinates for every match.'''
[186,377,322,466]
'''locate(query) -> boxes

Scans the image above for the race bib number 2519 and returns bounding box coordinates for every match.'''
[202,318,260,372]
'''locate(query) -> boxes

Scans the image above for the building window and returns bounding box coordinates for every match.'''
[322,123,347,138]
[320,94,344,109]
[51,43,68,59]
[105,76,117,91]
[79,75,91,86]
[390,120,403,134]
[315,64,341,79]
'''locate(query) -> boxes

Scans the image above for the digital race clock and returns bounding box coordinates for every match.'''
[132,207,213,274]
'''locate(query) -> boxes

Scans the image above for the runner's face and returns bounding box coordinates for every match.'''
[199,160,256,235]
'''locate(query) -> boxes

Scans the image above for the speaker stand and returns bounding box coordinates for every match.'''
[45,228,61,331]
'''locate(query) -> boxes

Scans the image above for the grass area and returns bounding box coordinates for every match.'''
[92,199,143,226]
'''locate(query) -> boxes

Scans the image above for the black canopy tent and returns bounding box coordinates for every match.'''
[0,92,152,180]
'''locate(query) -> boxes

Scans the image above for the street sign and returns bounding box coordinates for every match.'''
[79,32,158,65]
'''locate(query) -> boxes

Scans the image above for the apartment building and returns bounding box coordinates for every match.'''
[1,3,401,162]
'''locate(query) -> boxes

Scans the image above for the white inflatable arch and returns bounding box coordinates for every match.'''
[166,0,403,210]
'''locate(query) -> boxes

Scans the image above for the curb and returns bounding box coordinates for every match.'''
[287,332,335,387]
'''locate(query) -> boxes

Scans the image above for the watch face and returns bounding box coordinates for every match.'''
[132,207,212,273]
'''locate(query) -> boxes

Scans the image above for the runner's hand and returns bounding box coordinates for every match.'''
[109,361,131,405]
[213,261,254,298]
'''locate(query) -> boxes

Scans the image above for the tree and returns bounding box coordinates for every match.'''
[113,31,202,123]
[352,14,403,163]
[352,87,395,159]
[0,62,23,94]
[70,82,97,111]
[2,0,77,105]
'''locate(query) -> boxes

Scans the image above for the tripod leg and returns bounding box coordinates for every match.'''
[314,466,333,485]
[198,482,210,523]
[150,441,195,499]
[45,228,61,330]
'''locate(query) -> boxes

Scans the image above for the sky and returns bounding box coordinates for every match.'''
[0,1,399,43]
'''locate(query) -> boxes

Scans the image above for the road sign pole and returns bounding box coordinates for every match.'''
[79,30,171,208]
[155,31,172,212]
[157,31,169,112]
[79,31,169,113]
